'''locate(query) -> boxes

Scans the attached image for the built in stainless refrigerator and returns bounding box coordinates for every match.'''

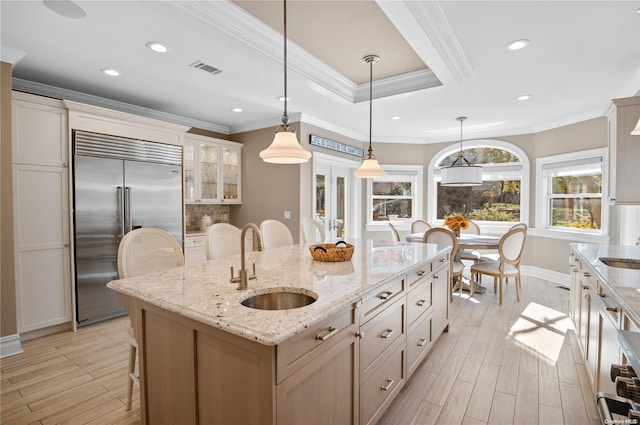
[73,131,183,325]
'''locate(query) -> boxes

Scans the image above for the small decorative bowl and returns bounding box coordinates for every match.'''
[309,241,354,262]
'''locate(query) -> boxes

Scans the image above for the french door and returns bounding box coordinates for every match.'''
[314,154,359,240]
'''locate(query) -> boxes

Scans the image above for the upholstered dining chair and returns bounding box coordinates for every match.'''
[459,219,483,264]
[260,219,294,249]
[422,227,464,301]
[206,223,242,260]
[301,218,326,244]
[388,222,401,242]
[117,227,184,411]
[410,219,432,234]
[470,225,527,305]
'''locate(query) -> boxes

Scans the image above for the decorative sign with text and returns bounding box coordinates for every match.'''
[309,134,364,158]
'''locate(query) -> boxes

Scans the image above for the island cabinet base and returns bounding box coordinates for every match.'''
[117,255,451,425]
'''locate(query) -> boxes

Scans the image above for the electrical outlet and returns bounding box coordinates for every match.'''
[284,210,291,219]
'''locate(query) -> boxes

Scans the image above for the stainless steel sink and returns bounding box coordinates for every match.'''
[241,290,317,310]
[599,257,640,270]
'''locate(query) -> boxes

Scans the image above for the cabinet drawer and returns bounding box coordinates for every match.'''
[360,298,404,376]
[186,236,205,247]
[276,305,357,383]
[361,278,404,324]
[406,262,430,289]
[407,280,432,331]
[597,283,622,328]
[360,340,405,425]
[407,314,431,375]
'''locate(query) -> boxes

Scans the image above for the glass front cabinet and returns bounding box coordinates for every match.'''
[184,134,242,204]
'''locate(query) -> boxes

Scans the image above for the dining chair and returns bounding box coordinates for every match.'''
[117,227,184,411]
[301,218,326,244]
[459,219,482,263]
[388,222,401,242]
[410,219,431,234]
[206,223,242,260]
[260,219,294,249]
[422,227,464,301]
[470,225,527,305]
[477,222,528,263]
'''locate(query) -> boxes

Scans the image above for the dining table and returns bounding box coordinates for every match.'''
[405,232,502,293]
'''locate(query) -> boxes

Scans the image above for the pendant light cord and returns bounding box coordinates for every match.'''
[282,0,289,128]
[368,58,373,157]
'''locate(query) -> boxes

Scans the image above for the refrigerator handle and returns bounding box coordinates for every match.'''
[117,186,125,239]
[124,186,132,234]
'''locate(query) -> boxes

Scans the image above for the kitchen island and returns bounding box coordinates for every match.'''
[107,239,452,425]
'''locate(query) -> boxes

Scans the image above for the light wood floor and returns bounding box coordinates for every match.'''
[1,276,599,425]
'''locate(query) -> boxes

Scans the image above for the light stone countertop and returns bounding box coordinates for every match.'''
[571,243,640,325]
[107,239,450,346]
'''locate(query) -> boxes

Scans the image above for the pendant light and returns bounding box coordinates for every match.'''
[259,0,311,164]
[354,55,387,178]
[440,117,482,186]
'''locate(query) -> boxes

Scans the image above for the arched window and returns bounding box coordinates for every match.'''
[428,140,530,233]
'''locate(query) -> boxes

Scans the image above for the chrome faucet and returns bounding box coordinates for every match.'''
[230,223,262,290]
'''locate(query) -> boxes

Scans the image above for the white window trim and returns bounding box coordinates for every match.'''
[365,164,423,232]
[535,147,608,239]
[427,139,530,234]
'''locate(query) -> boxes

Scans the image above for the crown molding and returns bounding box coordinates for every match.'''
[11,78,229,134]
[167,1,439,104]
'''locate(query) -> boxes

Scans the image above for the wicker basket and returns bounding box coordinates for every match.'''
[309,242,354,262]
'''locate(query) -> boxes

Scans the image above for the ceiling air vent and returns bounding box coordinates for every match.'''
[189,60,222,75]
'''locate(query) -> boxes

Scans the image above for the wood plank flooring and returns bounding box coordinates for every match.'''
[1,276,599,425]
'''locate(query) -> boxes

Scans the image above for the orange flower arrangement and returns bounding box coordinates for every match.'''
[443,214,469,231]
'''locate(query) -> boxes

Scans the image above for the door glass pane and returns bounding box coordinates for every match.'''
[336,176,345,238]
[184,142,195,199]
[222,147,239,200]
[316,173,326,228]
[200,144,218,201]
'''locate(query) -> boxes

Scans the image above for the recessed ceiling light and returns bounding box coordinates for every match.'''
[277,96,290,102]
[232,107,243,113]
[146,42,169,53]
[101,68,120,77]
[517,95,531,101]
[391,116,401,120]
[506,39,530,51]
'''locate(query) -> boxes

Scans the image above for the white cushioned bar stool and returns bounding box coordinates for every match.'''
[117,227,184,410]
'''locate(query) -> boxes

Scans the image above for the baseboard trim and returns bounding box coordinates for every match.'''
[1,333,24,358]
[521,265,570,288]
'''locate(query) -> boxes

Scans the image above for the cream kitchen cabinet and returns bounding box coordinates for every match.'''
[608,96,640,204]
[184,234,206,264]
[570,245,624,396]
[184,134,242,204]
[12,91,72,334]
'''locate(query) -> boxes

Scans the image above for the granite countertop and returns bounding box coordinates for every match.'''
[571,243,640,324]
[107,239,450,346]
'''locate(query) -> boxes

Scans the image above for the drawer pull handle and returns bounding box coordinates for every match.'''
[607,307,620,314]
[381,378,395,391]
[417,270,426,276]
[439,258,445,263]
[378,291,394,300]
[582,285,589,290]
[316,327,339,341]
[583,272,591,277]
[356,331,364,339]
[418,338,428,347]
[381,329,395,339]
[417,299,426,307]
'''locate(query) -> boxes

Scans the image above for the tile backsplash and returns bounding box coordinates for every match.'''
[185,204,230,232]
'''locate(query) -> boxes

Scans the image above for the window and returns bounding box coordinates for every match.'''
[536,148,607,235]
[366,165,423,228]
[428,140,529,232]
